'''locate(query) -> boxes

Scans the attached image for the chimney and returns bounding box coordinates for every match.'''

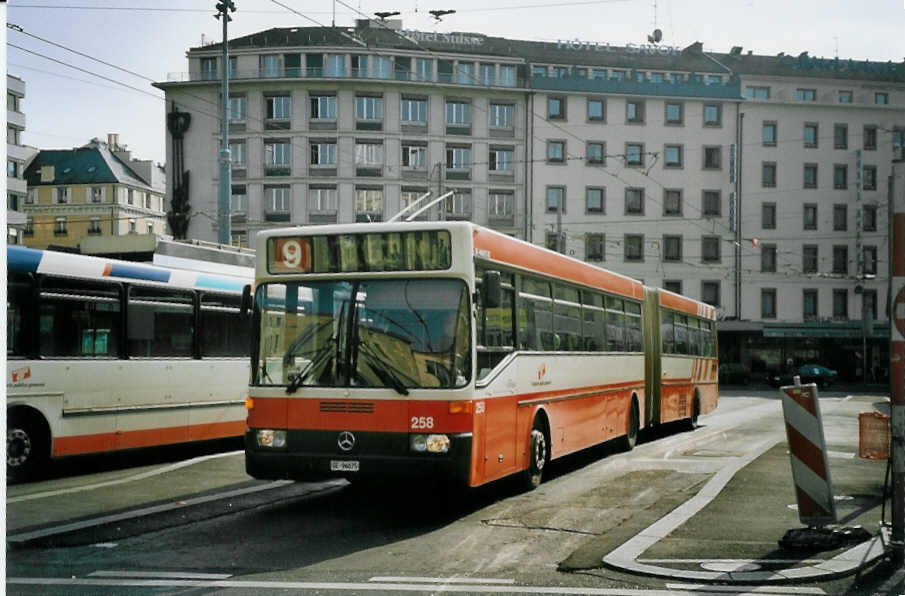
[107,133,119,150]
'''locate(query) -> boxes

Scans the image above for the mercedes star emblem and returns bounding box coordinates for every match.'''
[337,431,356,452]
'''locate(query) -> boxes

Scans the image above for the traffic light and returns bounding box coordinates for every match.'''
[215,0,236,20]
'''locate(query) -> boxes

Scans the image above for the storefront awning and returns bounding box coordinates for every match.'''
[763,322,890,338]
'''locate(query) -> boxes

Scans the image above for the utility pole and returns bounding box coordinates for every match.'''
[856,149,865,382]
[215,0,236,245]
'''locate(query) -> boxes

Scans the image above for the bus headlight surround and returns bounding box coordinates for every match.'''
[256,429,287,449]
[410,434,450,454]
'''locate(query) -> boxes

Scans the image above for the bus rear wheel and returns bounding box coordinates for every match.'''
[7,410,49,482]
[687,393,701,430]
[522,424,548,491]
[621,397,639,451]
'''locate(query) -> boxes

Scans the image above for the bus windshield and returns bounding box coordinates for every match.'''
[254,279,471,390]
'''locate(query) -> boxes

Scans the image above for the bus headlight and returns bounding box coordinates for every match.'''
[256,429,287,448]
[410,434,450,454]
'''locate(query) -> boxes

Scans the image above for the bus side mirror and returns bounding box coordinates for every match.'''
[241,284,253,318]
[482,271,502,309]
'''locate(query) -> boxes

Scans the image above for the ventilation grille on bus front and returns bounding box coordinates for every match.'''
[320,401,375,414]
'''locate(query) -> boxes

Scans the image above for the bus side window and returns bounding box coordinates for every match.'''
[675,314,689,354]
[606,296,625,351]
[39,276,122,358]
[625,301,642,352]
[519,277,551,351]
[201,293,251,357]
[581,291,606,352]
[554,284,582,351]
[7,274,35,358]
[475,266,515,380]
[661,309,675,354]
[128,286,194,358]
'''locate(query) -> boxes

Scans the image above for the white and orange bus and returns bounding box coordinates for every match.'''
[244,222,718,489]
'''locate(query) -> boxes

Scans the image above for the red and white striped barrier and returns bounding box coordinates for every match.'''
[780,382,837,526]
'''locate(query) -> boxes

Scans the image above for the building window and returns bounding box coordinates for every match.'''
[626,99,645,123]
[703,103,721,126]
[762,121,777,146]
[128,219,137,234]
[701,236,720,263]
[586,142,604,165]
[489,147,513,172]
[624,234,644,262]
[804,163,818,188]
[228,96,247,124]
[586,187,605,213]
[446,100,471,126]
[833,204,848,231]
[545,232,560,251]
[371,56,390,79]
[7,126,20,145]
[7,92,20,111]
[230,185,247,213]
[266,95,291,123]
[625,143,644,167]
[201,57,217,80]
[229,140,245,166]
[665,101,683,125]
[445,189,472,219]
[308,141,336,166]
[499,65,517,87]
[489,103,513,128]
[88,217,102,235]
[863,165,877,191]
[864,246,878,275]
[803,203,818,230]
[833,289,848,320]
[803,245,818,274]
[547,140,565,163]
[761,289,777,319]
[625,187,644,215]
[546,186,564,213]
[762,203,776,229]
[834,123,848,149]
[26,189,36,204]
[585,233,605,262]
[55,187,71,204]
[875,92,889,105]
[703,146,721,169]
[663,235,682,262]
[611,70,626,81]
[702,190,721,217]
[547,96,565,119]
[864,205,878,232]
[745,86,770,99]
[479,63,495,86]
[310,94,336,119]
[587,98,605,122]
[803,289,818,320]
[355,188,383,221]
[762,162,777,187]
[833,245,848,274]
[264,140,291,174]
[355,142,384,168]
[804,123,818,148]
[663,189,682,216]
[864,290,878,320]
[664,144,683,168]
[838,90,853,103]
[54,217,67,235]
[864,125,878,150]
[761,244,777,272]
[402,144,427,169]
[532,65,548,77]
[664,280,682,294]
[489,191,514,219]
[446,145,471,172]
[455,61,475,85]
[401,97,427,123]
[355,95,383,121]
[309,186,338,213]
[91,187,103,203]
[265,185,290,215]
[260,54,281,77]
[796,88,817,101]
[834,164,848,189]
[701,281,720,307]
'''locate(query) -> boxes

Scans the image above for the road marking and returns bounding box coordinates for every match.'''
[8,450,244,503]
[5,577,736,594]
[666,583,825,594]
[826,450,855,459]
[370,576,516,584]
[88,570,233,580]
[7,480,346,544]
[641,559,822,564]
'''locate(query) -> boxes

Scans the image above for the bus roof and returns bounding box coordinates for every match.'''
[659,288,717,320]
[7,245,251,294]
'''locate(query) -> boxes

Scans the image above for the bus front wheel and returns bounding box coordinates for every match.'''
[523,425,548,491]
[7,410,49,482]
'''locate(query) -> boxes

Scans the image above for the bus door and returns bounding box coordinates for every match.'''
[643,288,662,425]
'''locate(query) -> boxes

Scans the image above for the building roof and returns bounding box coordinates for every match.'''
[24,140,155,191]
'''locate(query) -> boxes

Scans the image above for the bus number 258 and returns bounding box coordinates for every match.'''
[410,416,434,429]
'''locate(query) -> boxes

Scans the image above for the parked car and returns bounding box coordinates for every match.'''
[766,364,838,388]
[718,363,751,385]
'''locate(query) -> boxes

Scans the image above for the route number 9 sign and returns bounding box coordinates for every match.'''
[270,237,311,273]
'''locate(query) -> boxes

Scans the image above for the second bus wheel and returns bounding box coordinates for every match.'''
[7,409,50,483]
[523,424,548,491]
[621,397,640,451]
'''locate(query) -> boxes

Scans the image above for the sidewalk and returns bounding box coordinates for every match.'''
[602,394,897,585]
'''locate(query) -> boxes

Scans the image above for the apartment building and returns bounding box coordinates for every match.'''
[7,74,29,244]
[22,135,167,250]
[156,22,904,379]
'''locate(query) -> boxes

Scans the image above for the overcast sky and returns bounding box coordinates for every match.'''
[6,0,904,165]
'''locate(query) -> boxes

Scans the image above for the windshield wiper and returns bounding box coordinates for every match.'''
[285,339,335,394]
[356,342,411,396]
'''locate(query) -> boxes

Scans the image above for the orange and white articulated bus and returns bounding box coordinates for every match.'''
[244,222,718,489]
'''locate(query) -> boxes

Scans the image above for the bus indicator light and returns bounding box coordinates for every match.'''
[245,397,254,411]
[448,401,473,414]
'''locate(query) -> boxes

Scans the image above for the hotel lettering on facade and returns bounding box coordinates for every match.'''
[154,21,905,380]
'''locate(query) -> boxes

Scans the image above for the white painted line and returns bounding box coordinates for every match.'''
[370,576,515,585]
[666,583,825,594]
[827,450,855,459]
[8,450,244,503]
[88,570,233,580]
[4,577,723,595]
[641,560,822,564]
[7,479,344,544]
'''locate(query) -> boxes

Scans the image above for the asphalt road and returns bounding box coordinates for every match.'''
[6,389,904,595]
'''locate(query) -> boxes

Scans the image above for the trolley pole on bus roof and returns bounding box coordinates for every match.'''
[890,154,905,563]
[215,0,236,246]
